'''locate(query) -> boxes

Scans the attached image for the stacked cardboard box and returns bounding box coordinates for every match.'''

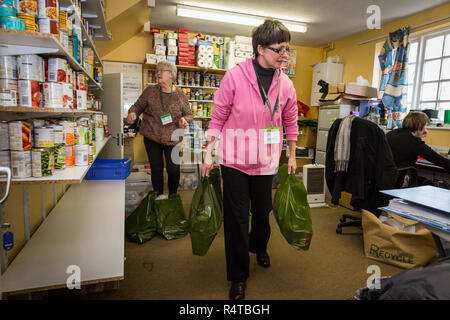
[178,28,196,66]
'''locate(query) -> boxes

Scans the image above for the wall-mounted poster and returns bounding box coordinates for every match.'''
[103,61,143,115]
[281,49,297,77]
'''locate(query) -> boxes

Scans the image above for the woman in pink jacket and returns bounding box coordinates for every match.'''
[202,19,298,300]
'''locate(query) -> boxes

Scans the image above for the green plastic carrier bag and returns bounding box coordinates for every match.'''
[154,193,189,240]
[189,168,223,256]
[273,165,313,250]
[125,191,158,244]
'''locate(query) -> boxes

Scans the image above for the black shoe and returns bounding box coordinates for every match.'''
[256,252,270,268]
[229,282,246,300]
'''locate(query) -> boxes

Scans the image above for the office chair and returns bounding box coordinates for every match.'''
[324,117,399,234]
[335,166,418,234]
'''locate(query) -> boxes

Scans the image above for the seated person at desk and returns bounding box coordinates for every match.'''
[387,111,450,172]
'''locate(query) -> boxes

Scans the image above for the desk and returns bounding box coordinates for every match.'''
[380,186,450,257]
[415,159,450,183]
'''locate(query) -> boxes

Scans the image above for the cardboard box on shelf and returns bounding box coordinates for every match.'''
[319,93,373,106]
[345,83,378,98]
[297,126,317,148]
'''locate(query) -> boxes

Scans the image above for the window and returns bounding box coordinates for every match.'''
[408,28,450,120]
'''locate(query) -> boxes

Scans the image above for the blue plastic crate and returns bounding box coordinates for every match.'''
[85,158,131,180]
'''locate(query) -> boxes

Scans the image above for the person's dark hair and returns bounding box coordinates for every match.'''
[402,111,429,132]
[252,18,291,57]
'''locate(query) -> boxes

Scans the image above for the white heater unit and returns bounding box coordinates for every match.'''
[303,164,326,207]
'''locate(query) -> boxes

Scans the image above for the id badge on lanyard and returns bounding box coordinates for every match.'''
[160,86,173,125]
[255,65,281,145]
[263,126,281,144]
[160,113,173,125]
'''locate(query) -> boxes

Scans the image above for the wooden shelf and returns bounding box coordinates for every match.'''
[80,0,111,40]
[0,179,124,295]
[189,100,214,103]
[0,136,111,185]
[0,106,103,121]
[0,30,103,91]
[147,83,219,90]
[144,63,226,74]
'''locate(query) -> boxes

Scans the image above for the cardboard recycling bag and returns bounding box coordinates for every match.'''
[361,210,438,269]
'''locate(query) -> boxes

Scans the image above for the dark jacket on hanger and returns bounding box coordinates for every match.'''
[325,117,398,215]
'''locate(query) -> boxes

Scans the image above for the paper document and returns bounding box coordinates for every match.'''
[380,198,450,231]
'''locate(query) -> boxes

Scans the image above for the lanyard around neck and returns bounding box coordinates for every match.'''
[253,63,280,121]
[159,85,173,111]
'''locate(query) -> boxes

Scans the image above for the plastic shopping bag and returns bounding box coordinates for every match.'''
[154,193,189,240]
[189,168,223,256]
[125,191,158,244]
[273,165,313,250]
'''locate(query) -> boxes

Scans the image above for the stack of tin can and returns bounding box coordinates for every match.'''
[0,0,25,31]
[8,120,33,178]
[16,54,45,107]
[37,0,59,39]
[0,55,19,106]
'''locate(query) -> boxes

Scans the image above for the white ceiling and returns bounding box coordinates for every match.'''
[150,0,448,47]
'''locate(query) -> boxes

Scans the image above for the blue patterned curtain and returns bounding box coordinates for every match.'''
[378,27,410,128]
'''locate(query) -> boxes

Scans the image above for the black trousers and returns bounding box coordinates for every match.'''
[144,137,180,195]
[221,165,274,282]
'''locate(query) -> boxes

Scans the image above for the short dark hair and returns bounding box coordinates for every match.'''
[252,18,291,57]
[402,111,429,132]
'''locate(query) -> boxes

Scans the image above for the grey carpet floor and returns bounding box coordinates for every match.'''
[39,190,405,300]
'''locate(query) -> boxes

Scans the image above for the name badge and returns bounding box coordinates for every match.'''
[263,127,281,145]
[160,113,173,125]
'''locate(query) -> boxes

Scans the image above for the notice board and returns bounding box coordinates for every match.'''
[103,61,143,115]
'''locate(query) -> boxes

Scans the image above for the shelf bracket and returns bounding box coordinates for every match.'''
[0,44,59,56]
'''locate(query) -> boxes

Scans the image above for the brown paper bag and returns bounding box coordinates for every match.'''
[361,210,438,269]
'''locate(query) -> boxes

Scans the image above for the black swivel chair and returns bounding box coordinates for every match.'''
[335,166,418,233]
[324,117,400,234]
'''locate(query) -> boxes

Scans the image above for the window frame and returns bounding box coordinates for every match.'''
[409,28,450,118]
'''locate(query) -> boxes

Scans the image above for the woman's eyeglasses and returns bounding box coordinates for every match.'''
[157,69,170,73]
[267,46,290,55]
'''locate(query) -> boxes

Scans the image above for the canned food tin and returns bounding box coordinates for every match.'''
[60,120,74,145]
[75,89,86,110]
[17,0,38,17]
[65,144,74,167]
[32,119,45,128]
[76,72,86,90]
[93,114,103,128]
[10,150,31,178]
[31,147,54,177]
[0,55,17,79]
[0,78,18,90]
[75,124,89,145]
[8,121,32,150]
[18,79,40,107]
[38,0,58,19]
[95,125,104,142]
[59,29,68,51]
[46,124,63,144]
[88,144,93,163]
[91,140,96,156]
[61,82,73,109]
[17,54,40,81]
[47,57,66,82]
[59,9,67,30]
[0,16,25,30]
[42,82,62,108]
[0,4,16,17]
[38,17,58,37]
[0,1,15,7]
[34,126,54,147]
[75,144,88,166]
[0,150,10,168]
[17,13,37,32]
[53,143,65,169]
[0,121,9,150]
[0,88,17,106]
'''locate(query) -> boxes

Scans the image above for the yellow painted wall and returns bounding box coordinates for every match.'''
[325,3,450,85]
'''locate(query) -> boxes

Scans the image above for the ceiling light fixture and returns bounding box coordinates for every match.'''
[176,4,307,33]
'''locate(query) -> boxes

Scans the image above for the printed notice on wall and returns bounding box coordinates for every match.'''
[103,61,143,115]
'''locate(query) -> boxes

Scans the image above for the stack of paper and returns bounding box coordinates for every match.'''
[381,198,450,231]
